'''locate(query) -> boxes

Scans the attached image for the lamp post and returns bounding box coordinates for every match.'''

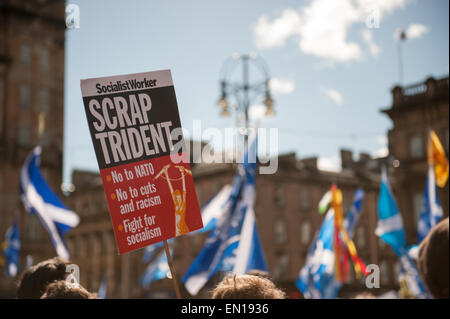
[217,53,274,132]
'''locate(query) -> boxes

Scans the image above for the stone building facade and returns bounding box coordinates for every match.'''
[382,76,449,245]
[0,0,66,297]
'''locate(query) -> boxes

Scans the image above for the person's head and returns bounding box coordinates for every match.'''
[352,292,376,299]
[40,280,97,299]
[417,217,449,299]
[211,274,286,299]
[246,269,272,281]
[17,257,70,299]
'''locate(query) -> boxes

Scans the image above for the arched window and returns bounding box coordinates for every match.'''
[274,217,287,245]
[300,220,312,246]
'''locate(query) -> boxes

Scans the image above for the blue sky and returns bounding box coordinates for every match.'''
[63,0,449,184]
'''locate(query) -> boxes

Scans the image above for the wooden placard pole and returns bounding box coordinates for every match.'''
[164,240,182,299]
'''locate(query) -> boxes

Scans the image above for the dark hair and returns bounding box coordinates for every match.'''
[417,218,449,299]
[40,280,97,299]
[17,257,70,299]
[212,274,286,299]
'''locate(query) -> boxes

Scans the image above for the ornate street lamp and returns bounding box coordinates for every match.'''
[217,53,275,130]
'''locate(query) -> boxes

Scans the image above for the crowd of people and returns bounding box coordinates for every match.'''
[13,218,448,299]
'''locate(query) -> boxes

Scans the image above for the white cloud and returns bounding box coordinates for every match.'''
[372,134,389,158]
[269,78,295,94]
[394,24,429,40]
[361,29,381,57]
[318,155,342,172]
[325,88,343,105]
[253,0,408,63]
[254,9,301,48]
[372,146,389,158]
[406,23,428,39]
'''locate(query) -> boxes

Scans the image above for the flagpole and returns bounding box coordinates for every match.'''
[163,239,182,299]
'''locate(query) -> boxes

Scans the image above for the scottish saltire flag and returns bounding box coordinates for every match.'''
[375,167,430,298]
[199,184,233,233]
[296,189,364,299]
[417,166,443,243]
[142,241,165,263]
[19,146,79,259]
[232,205,267,275]
[140,248,171,287]
[398,254,430,299]
[98,274,107,299]
[183,129,267,296]
[4,219,20,277]
[375,167,406,256]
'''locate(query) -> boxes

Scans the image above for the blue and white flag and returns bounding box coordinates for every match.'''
[375,167,406,256]
[142,241,165,263]
[4,219,20,277]
[140,247,171,287]
[198,184,233,233]
[296,189,364,299]
[417,166,443,243]
[97,274,107,299]
[19,146,79,259]
[375,167,430,298]
[398,254,431,299]
[183,130,267,296]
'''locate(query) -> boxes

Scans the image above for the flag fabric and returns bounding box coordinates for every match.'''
[19,146,79,259]
[398,254,431,299]
[375,167,406,256]
[332,185,367,282]
[198,184,233,233]
[142,241,165,263]
[140,247,171,287]
[3,219,20,277]
[97,274,107,299]
[318,190,332,214]
[231,194,267,275]
[375,167,430,298]
[417,131,448,243]
[417,166,443,243]
[428,130,449,188]
[296,189,364,299]
[183,130,267,296]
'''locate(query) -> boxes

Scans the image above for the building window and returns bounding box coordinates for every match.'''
[379,260,390,286]
[274,185,285,208]
[274,217,287,245]
[39,89,49,112]
[40,48,49,71]
[19,85,30,108]
[300,220,312,246]
[20,44,31,65]
[413,193,423,227]
[356,226,366,249]
[25,214,42,240]
[17,126,30,146]
[410,135,424,159]
[300,188,310,210]
[273,253,289,281]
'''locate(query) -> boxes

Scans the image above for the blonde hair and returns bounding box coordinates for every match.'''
[212,274,286,299]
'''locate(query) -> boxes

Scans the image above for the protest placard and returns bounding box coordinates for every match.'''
[80,70,203,256]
